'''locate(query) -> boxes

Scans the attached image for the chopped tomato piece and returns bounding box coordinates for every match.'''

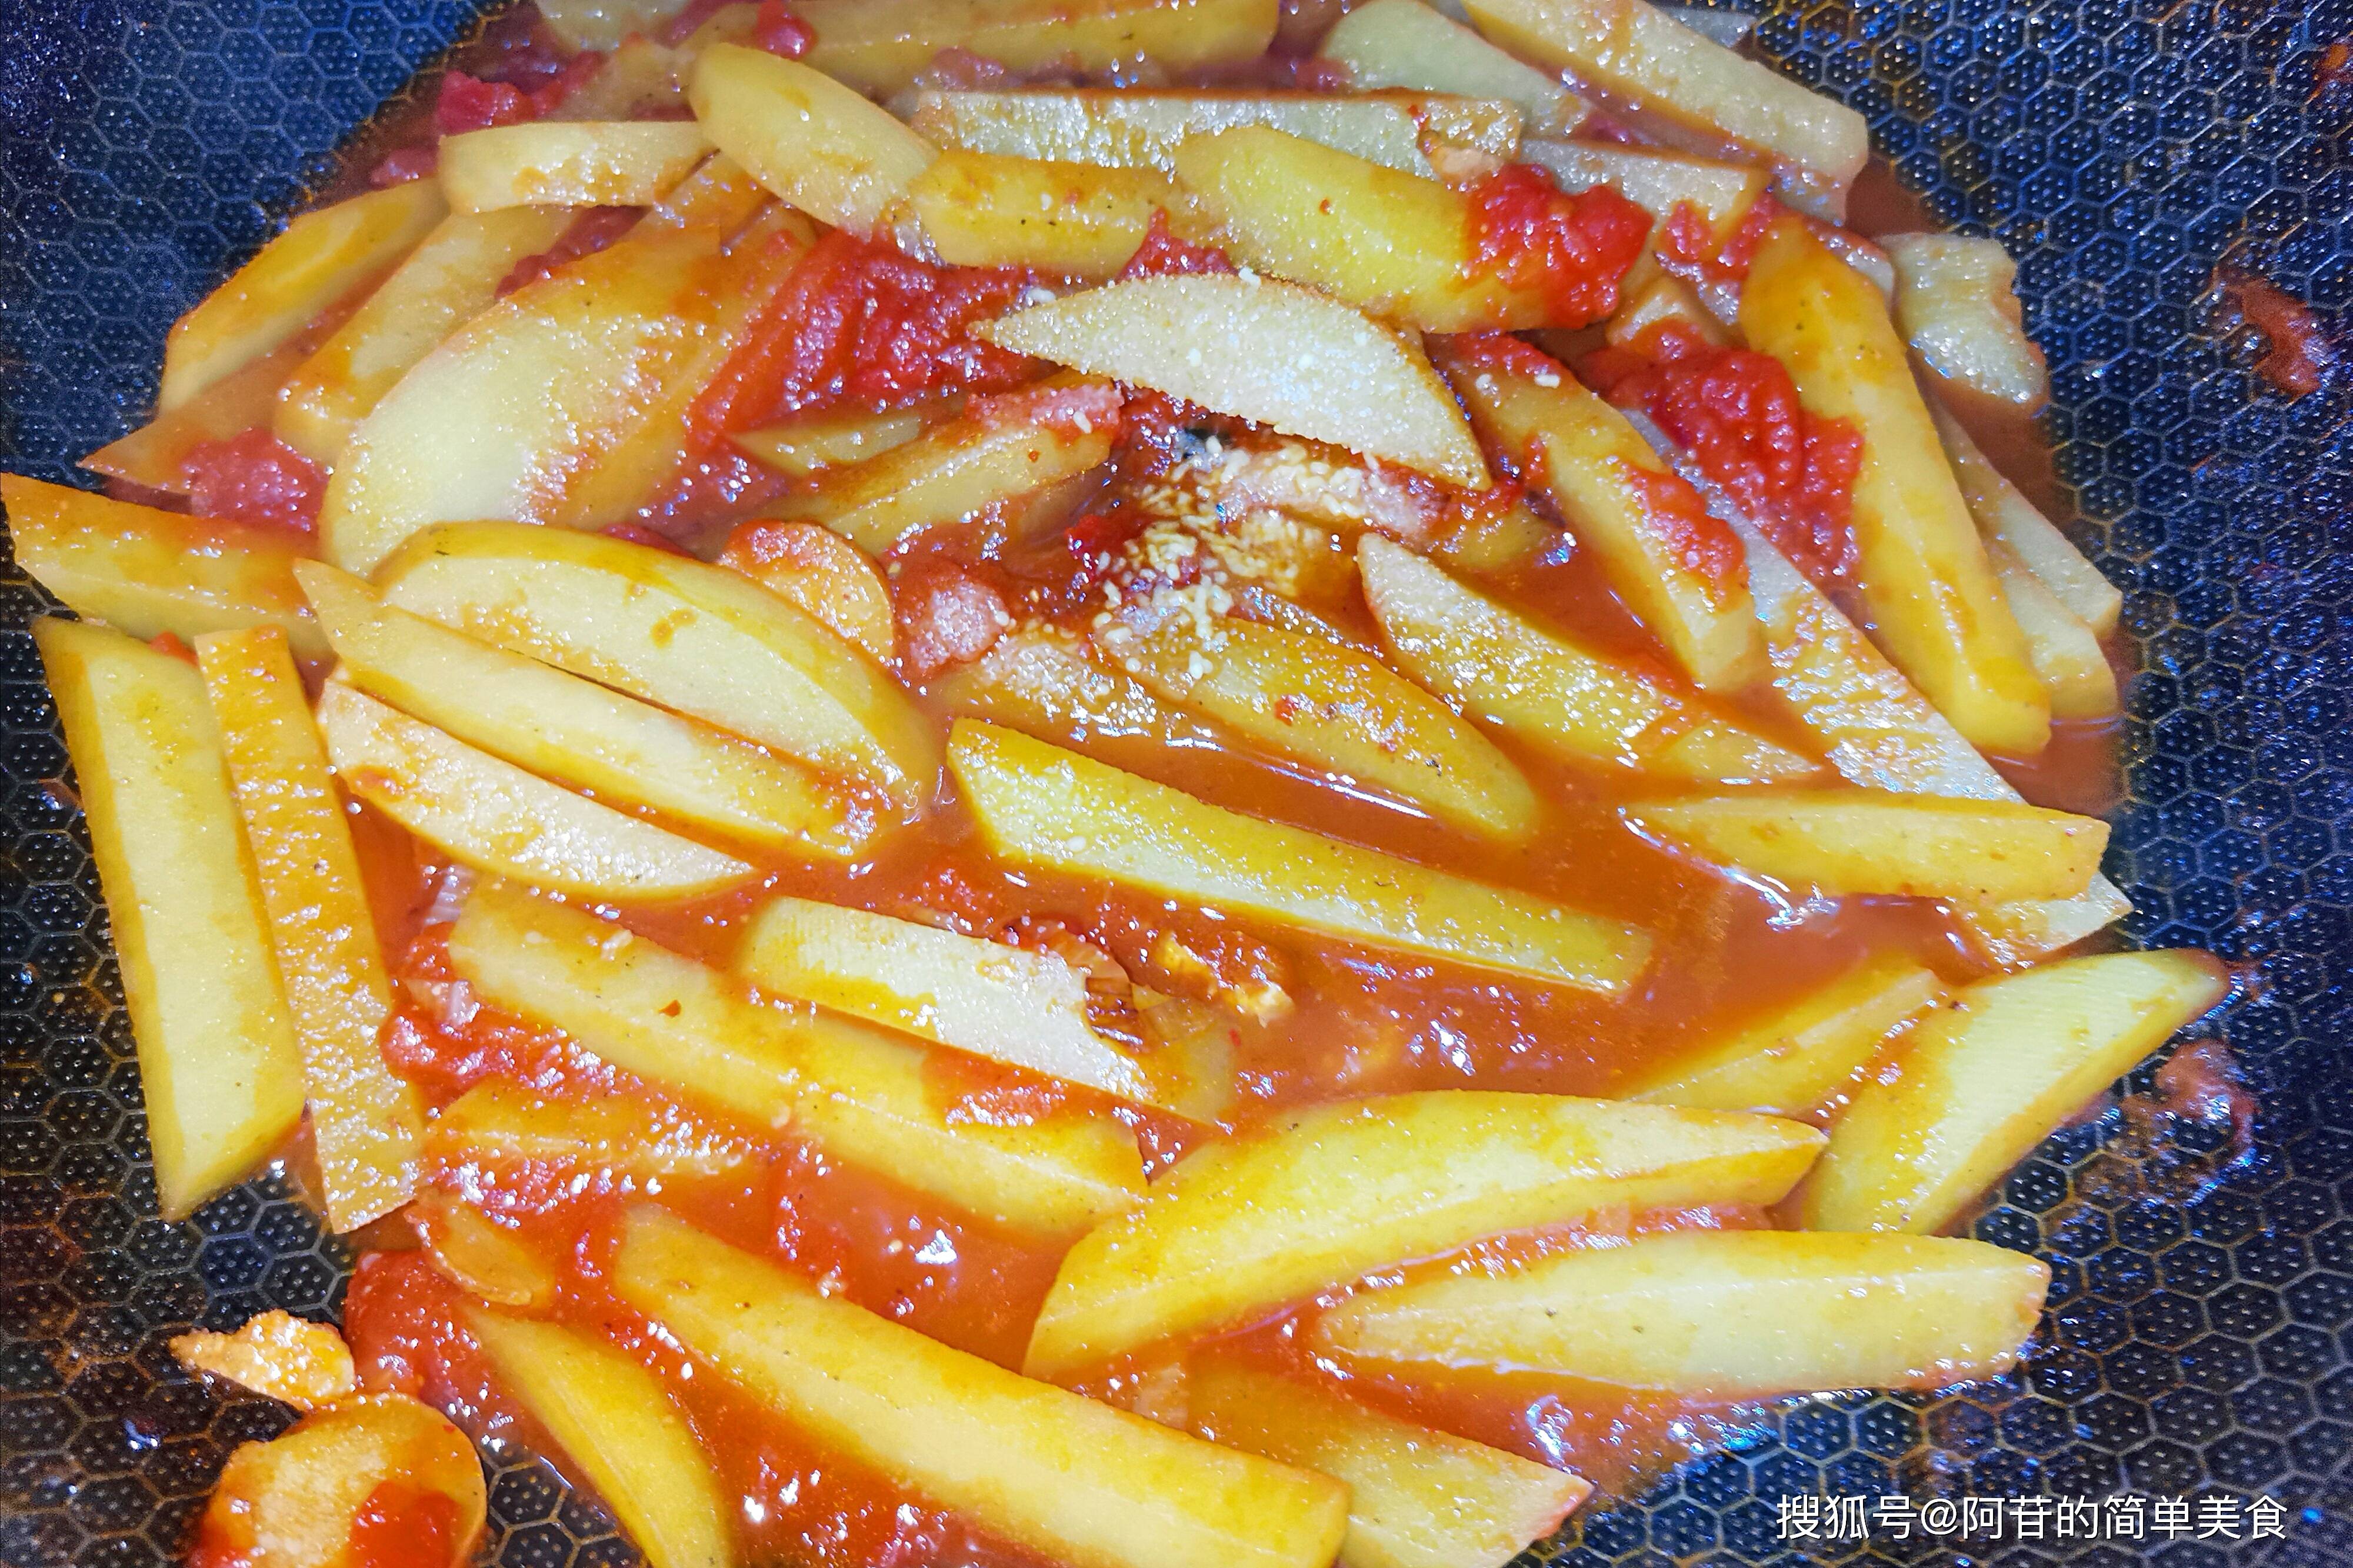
[1657,194,1783,286]
[346,1482,466,1568]
[1464,164,1650,327]
[754,0,815,57]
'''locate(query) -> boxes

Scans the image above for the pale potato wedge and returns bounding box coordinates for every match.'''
[912,151,1195,279]
[1618,953,1946,1114]
[735,895,1161,1106]
[170,1311,356,1413]
[1025,1089,1822,1378]
[424,1078,756,1186]
[1464,0,1867,218]
[195,629,421,1233]
[1319,0,1585,135]
[414,1192,559,1309]
[932,625,1222,751]
[538,0,681,51]
[302,563,866,860]
[86,334,316,493]
[1359,535,1812,783]
[320,212,809,572]
[1602,271,1727,349]
[5,475,328,662]
[951,722,1649,992]
[1741,218,2049,754]
[797,0,1282,95]
[317,682,754,902]
[1988,536,2119,720]
[1174,127,1575,332]
[1182,1355,1590,1568]
[470,1312,735,1568]
[1103,608,1541,839]
[771,393,1118,553]
[1931,403,2121,637]
[1635,443,2129,963]
[689,44,935,233]
[189,1396,485,1568]
[161,181,446,411]
[449,883,1147,1239]
[438,121,714,213]
[1314,1230,2048,1396]
[1435,339,1760,689]
[1622,789,2109,903]
[1802,949,2229,1233]
[980,275,1489,488]
[372,522,934,806]
[616,1208,1348,1568]
[1883,232,2048,409]
[731,409,928,476]
[274,206,575,464]
[1524,139,1765,235]
[32,618,304,1220]
[912,87,1520,178]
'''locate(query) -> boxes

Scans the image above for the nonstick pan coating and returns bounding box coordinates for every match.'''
[2,0,2351,1563]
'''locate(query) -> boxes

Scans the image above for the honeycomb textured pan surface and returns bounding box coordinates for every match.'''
[2,0,2352,1563]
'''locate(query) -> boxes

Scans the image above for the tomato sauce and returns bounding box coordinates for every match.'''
[1462,164,1651,326]
[178,429,326,532]
[1584,321,1864,582]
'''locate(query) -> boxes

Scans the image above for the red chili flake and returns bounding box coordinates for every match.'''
[1462,163,1650,326]
[1592,321,1862,583]
[1116,210,1238,280]
[181,429,325,532]
[689,230,1038,437]
[752,0,814,57]
[1656,194,1783,286]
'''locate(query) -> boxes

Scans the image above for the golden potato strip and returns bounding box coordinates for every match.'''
[1025,1089,1822,1379]
[1182,1355,1591,1568]
[1359,535,1813,783]
[470,1312,735,1568]
[449,883,1147,1239]
[1321,0,1585,135]
[912,152,1194,279]
[376,522,932,807]
[949,720,1649,992]
[1436,341,1762,689]
[1931,403,2121,636]
[318,683,752,902]
[170,1311,356,1413]
[4,475,327,662]
[1315,1230,2048,1395]
[736,895,1160,1105]
[1617,953,1946,1115]
[1988,537,2119,720]
[689,44,935,233]
[911,87,1517,178]
[161,181,445,410]
[1103,609,1542,839]
[32,618,304,1219]
[1464,0,1867,218]
[980,275,1489,488]
[438,121,714,213]
[1741,217,2049,753]
[1802,950,2229,1233]
[425,1079,756,1186]
[304,562,867,860]
[1622,790,2109,903]
[196,629,421,1232]
[798,0,1282,95]
[274,206,574,463]
[615,1208,1347,1568]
